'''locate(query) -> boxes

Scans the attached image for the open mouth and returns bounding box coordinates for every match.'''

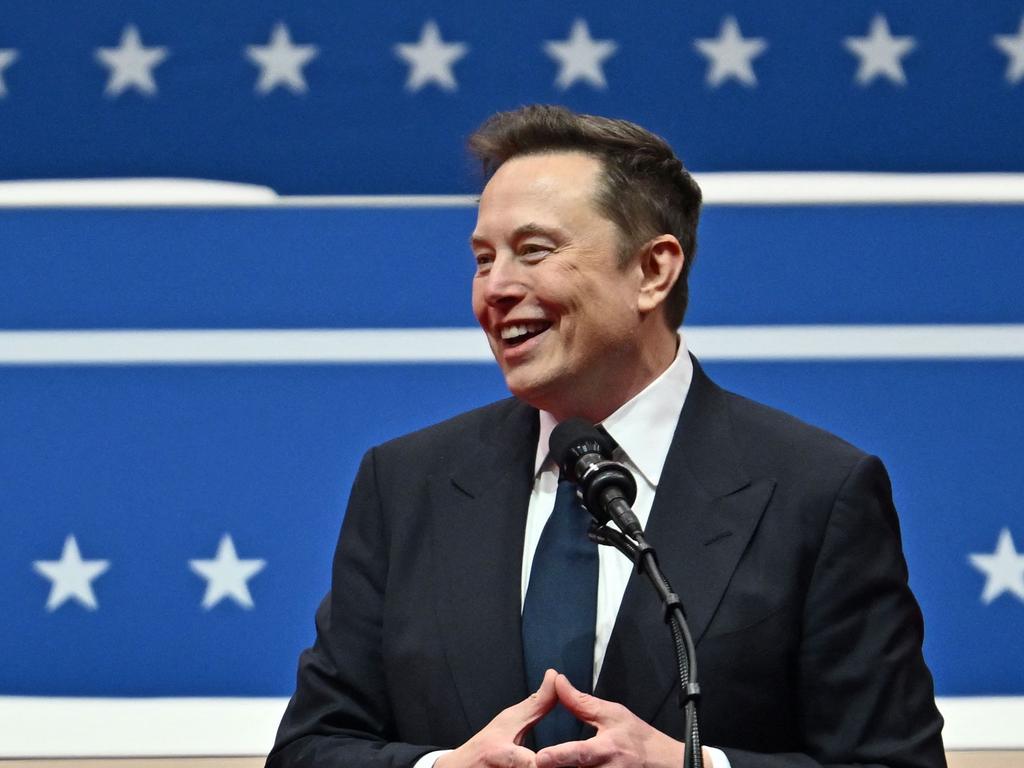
[499,321,551,347]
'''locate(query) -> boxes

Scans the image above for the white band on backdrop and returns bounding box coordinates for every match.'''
[0,696,1018,757]
[1,172,1024,206]
[1,325,1023,365]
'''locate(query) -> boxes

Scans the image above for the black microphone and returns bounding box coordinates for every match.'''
[549,418,644,540]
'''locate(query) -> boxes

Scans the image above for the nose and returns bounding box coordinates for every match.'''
[480,252,528,308]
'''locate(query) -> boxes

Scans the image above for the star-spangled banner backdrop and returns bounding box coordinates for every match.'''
[1,1,1024,192]
[3,0,1024,756]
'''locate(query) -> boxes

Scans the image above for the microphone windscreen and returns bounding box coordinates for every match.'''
[549,418,615,479]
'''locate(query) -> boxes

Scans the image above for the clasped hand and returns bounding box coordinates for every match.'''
[436,668,708,768]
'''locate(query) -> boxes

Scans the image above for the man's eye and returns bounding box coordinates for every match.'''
[474,254,494,271]
[519,244,551,258]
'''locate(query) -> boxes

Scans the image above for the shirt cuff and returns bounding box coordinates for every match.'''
[412,749,452,768]
[705,746,731,768]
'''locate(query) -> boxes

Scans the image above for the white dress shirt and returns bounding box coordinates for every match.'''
[524,335,693,686]
[417,334,730,767]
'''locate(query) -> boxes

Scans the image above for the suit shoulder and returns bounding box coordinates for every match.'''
[371,397,529,462]
[720,387,869,475]
[712,388,897,539]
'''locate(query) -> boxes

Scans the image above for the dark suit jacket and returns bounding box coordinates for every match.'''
[267,360,946,768]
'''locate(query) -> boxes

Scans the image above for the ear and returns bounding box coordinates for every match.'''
[637,235,684,316]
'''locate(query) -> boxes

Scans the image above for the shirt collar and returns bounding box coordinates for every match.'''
[534,334,694,487]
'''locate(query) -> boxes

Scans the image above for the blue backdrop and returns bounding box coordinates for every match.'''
[3,0,1024,749]
[2,206,1022,700]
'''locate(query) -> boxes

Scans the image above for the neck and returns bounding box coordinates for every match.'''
[548,328,680,424]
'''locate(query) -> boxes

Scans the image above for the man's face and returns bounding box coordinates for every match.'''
[470,151,647,419]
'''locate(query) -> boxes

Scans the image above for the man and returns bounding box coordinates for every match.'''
[267,106,946,768]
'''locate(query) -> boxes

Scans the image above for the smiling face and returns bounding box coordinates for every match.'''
[470,151,674,421]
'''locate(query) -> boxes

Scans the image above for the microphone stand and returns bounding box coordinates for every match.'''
[588,522,704,768]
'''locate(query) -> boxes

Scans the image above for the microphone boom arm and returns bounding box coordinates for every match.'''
[589,521,704,768]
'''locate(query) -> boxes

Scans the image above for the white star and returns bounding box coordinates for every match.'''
[33,535,110,612]
[189,534,266,610]
[393,20,468,93]
[544,19,618,90]
[694,16,767,88]
[994,16,1024,85]
[969,528,1024,604]
[844,14,916,86]
[95,24,169,97]
[0,48,18,98]
[245,22,318,95]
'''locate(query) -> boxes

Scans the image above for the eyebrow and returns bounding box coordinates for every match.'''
[469,222,565,249]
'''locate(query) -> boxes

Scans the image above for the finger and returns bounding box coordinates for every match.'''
[535,738,603,768]
[538,667,558,695]
[488,668,557,743]
[524,668,558,713]
[552,673,609,726]
[509,669,558,743]
[501,669,557,722]
[490,743,539,768]
[440,740,537,768]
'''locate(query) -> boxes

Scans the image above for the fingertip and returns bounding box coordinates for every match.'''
[536,668,557,693]
[524,672,558,722]
[511,744,538,767]
[554,672,577,692]
[537,743,590,768]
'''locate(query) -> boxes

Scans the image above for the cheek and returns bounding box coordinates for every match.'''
[535,267,581,312]
[470,282,486,320]
[576,289,638,342]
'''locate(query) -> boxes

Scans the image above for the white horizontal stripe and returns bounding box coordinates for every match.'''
[0,695,1017,756]
[938,696,1024,750]
[694,172,1024,205]
[0,696,286,757]
[2,174,1024,207]
[0,178,277,206]
[283,173,1024,207]
[1,325,1023,365]
[0,328,491,364]
[686,324,1024,360]
[282,194,478,207]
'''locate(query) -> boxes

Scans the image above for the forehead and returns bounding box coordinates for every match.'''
[476,151,605,223]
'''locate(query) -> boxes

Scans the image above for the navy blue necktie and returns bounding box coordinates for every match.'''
[521,477,599,749]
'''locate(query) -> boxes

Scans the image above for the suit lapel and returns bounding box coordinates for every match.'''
[429,400,538,733]
[594,360,776,725]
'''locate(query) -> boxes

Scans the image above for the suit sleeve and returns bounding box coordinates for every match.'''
[265,447,442,768]
[722,455,946,768]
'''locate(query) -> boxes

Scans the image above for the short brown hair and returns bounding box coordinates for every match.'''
[467,105,702,327]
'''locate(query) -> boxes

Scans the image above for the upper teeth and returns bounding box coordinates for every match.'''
[501,323,546,340]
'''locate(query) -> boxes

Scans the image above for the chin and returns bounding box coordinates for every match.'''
[504,374,568,414]
[503,373,545,406]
